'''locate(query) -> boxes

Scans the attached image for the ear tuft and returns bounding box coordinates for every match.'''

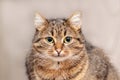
[34,12,47,31]
[34,12,46,26]
[68,11,82,30]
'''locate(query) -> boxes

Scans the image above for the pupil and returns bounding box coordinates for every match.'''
[47,37,53,42]
[66,37,71,42]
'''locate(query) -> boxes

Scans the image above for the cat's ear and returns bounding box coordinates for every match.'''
[68,12,82,31]
[34,12,47,31]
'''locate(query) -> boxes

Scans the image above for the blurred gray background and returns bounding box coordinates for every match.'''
[0,0,120,80]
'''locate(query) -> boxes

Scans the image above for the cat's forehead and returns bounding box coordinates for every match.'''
[41,18,77,37]
[48,18,67,27]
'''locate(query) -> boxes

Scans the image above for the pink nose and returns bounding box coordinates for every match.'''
[56,49,61,55]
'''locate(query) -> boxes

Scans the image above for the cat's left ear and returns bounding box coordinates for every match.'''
[68,12,82,31]
[34,12,47,31]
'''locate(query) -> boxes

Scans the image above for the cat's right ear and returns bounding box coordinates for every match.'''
[34,12,47,31]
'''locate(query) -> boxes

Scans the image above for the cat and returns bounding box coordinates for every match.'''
[26,12,119,80]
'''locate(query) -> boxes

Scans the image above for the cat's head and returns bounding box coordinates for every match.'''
[33,12,85,62]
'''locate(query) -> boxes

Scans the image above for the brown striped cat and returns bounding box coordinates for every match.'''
[26,12,119,80]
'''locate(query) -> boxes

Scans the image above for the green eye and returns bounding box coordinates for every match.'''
[64,36,72,43]
[46,37,54,43]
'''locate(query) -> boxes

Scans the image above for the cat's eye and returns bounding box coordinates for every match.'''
[45,37,54,43]
[64,36,72,43]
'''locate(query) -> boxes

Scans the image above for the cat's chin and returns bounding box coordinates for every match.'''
[50,57,69,62]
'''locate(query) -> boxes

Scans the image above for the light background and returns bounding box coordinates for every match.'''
[0,0,120,80]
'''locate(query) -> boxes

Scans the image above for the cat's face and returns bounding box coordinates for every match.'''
[33,12,85,62]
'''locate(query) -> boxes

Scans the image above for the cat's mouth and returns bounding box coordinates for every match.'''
[52,53,66,57]
[48,53,72,62]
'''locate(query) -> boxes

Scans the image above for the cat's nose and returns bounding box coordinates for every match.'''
[56,49,61,55]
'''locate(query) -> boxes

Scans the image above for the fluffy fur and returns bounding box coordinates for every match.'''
[26,12,119,80]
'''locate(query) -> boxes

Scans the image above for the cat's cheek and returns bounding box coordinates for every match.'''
[62,51,70,56]
[49,51,58,57]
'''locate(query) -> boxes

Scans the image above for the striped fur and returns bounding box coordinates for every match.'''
[26,12,119,80]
